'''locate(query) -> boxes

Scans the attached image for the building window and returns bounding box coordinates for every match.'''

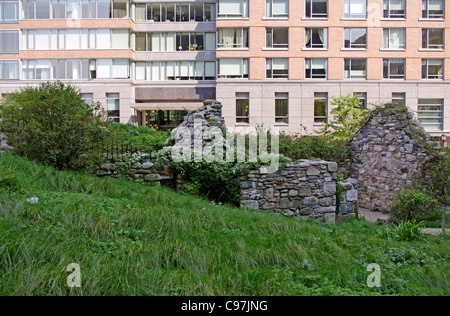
[218,28,248,48]
[135,61,216,81]
[81,93,94,108]
[392,92,405,106]
[305,0,327,18]
[218,0,249,18]
[22,0,130,20]
[422,0,444,19]
[266,0,289,18]
[0,0,19,24]
[0,30,19,54]
[383,59,405,79]
[0,60,19,79]
[305,28,327,49]
[344,28,367,49]
[135,32,215,52]
[314,93,328,123]
[383,0,406,18]
[344,58,366,79]
[136,3,215,22]
[383,28,406,49]
[236,92,249,123]
[106,93,120,122]
[418,99,443,130]
[275,93,289,123]
[344,0,366,19]
[22,28,130,50]
[266,28,289,48]
[305,58,327,79]
[266,58,288,79]
[422,59,443,79]
[422,28,444,49]
[354,92,367,108]
[218,58,249,79]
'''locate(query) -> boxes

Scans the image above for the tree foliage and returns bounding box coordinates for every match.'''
[318,94,369,142]
[0,81,106,171]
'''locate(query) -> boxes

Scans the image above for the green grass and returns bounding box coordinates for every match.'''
[0,152,449,296]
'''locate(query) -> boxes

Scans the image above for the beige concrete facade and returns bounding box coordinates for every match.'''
[0,0,448,138]
[216,0,450,138]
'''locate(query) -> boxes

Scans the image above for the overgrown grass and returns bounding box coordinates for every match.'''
[0,152,449,296]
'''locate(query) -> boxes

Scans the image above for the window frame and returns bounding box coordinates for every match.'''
[344,58,367,79]
[266,0,289,18]
[344,0,367,19]
[422,0,444,19]
[422,28,444,50]
[305,0,328,19]
[266,27,289,49]
[236,92,249,124]
[383,0,406,19]
[418,99,444,131]
[344,28,367,49]
[314,92,328,124]
[305,27,328,49]
[266,58,289,79]
[383,58,406,79]
[422,58,444,79]
[275,92,289,123]
[305,58,327,79]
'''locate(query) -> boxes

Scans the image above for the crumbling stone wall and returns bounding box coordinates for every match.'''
[240,160,340,223]
[0,132,12,150]
[173,100,225,154]
[95,161,161,185]
[346,106,431,211]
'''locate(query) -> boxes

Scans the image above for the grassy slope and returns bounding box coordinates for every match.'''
[0,152,449,296]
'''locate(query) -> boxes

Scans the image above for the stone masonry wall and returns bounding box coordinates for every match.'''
[347,106,431,211]
[240,160,339,223]
[95,161,161,185]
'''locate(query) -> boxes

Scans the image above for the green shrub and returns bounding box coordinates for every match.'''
[0,82,105,171]
[104,122,170,153]
[175,160,245,206]
[390,188,441,223]
[278,134,348,161]
[390,221,426,242]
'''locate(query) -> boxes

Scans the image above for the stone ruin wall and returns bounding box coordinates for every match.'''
[345,107,431,211]
[240,161,358,224]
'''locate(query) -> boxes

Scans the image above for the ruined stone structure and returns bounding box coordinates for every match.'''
[96,161,162,186]
[0,132,12,150]
[344,106,432,211]
[240,161,357,223]
[173,100,226,154]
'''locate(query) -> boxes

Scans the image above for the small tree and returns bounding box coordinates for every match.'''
[0,82,106,171]
[318,94,369,142]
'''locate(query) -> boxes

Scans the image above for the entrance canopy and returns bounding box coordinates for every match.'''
[131,102,203,111]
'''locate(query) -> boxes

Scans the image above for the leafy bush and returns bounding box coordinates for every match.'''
[174,160,247,206]
[278,134,348,161]
[0,82,105,171]
[390,188,441,223]
[317,94,369,142]
[104,122,170,153]
[381,221,426,242]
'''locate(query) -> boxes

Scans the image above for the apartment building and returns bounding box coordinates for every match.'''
[0,0,448,139]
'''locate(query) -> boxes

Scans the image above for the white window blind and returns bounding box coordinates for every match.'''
[112,59,128,78]
[273,0,288,15]
[205,33,216,51]
[135,62,145,80]
[66,29,80,49]
[96,29,111,49]
[219,59,242,76]
[35,30,50,50]
[112,29,128,49]
[96,59,112,78]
